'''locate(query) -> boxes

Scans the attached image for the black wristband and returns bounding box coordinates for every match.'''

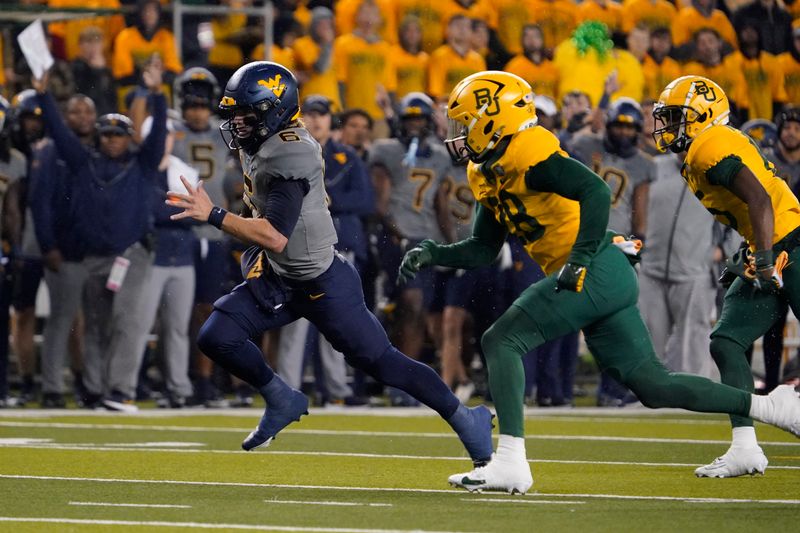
[754,249,773,270]
[208,206,228,229]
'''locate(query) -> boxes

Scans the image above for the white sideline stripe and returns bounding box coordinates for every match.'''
[463,498,586,505]
[1,421,798,447]
[0,517,464,533]
[2,475,798,505]
[2,443,800,471]
[69,501,191,509]
[264,499,392,508]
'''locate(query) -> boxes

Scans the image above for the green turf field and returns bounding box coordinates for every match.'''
[0,406,798,532]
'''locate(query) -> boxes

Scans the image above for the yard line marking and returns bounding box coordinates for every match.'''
[0,517,468,533]
[69,501,192,509]
[1,421,797,447]
[2,475,799,504]
[3,443,800,471]
[264,499,392,507]
[463,498,586,505]
[2,443,800,470]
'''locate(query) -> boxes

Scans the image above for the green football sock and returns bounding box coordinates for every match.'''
[709,336,755,427]
[481,305,544,438]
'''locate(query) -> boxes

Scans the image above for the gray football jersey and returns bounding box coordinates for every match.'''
[571,134,656,235]
[368,138,451,241]
[239,127,337,281]
[172,118,231,241]
[0,148,26,231]
[446,164,477,242]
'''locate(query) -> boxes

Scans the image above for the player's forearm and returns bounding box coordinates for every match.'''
[748,194,775,252]
[220,213,288,254]
[429,204,505,268]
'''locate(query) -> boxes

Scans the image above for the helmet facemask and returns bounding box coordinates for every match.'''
[652,104,698,154]
[219,99,277,154]
[445,102,505,165]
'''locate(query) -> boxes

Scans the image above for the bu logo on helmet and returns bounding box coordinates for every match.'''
[694,80,716,102]
[258,75,286,97]
[473,82,504,117]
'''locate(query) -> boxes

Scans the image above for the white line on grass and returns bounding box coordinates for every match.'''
[1,421,797,447]
[2,443,799,471]
[0,517,468,533]
[264,499,392,507]
[3,475,799,504]
[462,498,586,505]
[69,502,191,509]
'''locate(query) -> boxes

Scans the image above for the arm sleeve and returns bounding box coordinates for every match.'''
[138,93,167,172]
[428,203,507,269]
[29,143,58,253]
[264,178,310,238]
[706,155,745,188]
[525,153,611,266]
[36,92,88,173]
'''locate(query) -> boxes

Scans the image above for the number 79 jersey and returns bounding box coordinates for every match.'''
[682,125,800,246]
[468,126,580,275]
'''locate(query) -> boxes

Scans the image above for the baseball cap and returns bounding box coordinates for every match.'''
[301,95,331,115]
[97,113,134,136]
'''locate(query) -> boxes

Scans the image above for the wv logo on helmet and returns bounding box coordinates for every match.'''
[472,82,504,117]
[258,75,286,97]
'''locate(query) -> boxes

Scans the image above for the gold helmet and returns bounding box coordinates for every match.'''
[445,71,537,164]
[652,75,730,153]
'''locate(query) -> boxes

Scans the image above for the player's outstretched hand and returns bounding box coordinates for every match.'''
[397,239,437,286]
[555,262,587,293]
[166,176,213,222]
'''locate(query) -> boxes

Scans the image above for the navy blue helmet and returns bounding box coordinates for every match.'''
[176,67,220,109]
[606,97,644,131]
[219,61,300,153]
[0,96,9,133]
[398,91,434,142]
[741,118,778,149]
[9,89,44,149]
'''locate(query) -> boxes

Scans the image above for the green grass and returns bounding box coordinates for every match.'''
[0,408,798,532]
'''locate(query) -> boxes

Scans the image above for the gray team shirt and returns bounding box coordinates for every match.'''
[368,138,451,241]
[239,127,337,281]
[764,146,800,193]
[447,164,477,242]
[172,117,231,241]
[570,134,656,235]
[0,148,26,232]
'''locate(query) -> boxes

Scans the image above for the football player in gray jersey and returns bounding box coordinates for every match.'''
[369,93,454,378]
[570,98,656,239]
[172,67,238,406]
[167,62,493,464]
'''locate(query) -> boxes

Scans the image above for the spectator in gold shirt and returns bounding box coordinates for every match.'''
[642,27,683,101]
[395,0,448,53]
[683,28,750,121]
[529,0,578,53]
[733,21,787,120]
[578,0,624,36]
[334,0,397,123]
[779,25,800,106]
[391,17,429,98]
[621,0,677,34]
[427,14,486,102]
[673,0,737,51]
[504,25,559,101]
[293,7,340,110]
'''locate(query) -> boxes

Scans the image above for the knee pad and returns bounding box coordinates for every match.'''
[197,312,243,357]
[709,335,744,370]
[622,361,672,409]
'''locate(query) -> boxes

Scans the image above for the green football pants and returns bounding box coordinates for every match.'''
[711,241,800,427]
[483,237,751,437]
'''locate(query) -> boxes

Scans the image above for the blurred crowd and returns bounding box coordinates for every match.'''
[0,0,799,411]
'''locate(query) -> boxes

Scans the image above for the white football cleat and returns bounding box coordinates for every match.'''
[694,446,768,478]
[757,384,800,437]
[448,454,533,494]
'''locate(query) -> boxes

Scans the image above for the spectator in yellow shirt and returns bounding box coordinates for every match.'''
[395,0,448,53]
[683,28,750,120]
[334,0,397,121]
[492,0,534,56]
[733,21,788,120]
[672,0,737,51]
[48,0,125,62]
[112,0,182,86]
[442,0,499,33]
[293,7,341,110]
[642,27,683,101]
[336,0,397,45]
[504,24,559,101]
[529,0,578,53]
[250,15,304,72]
[471,18,511,70]
[621,0,677,34]
[779,25,800,106]
[578,0,624,36]
[427,14,487,102]
[207,0,251,85]
[391,16,429,98]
